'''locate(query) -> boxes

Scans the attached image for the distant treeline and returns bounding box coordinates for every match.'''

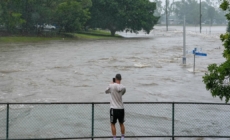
[0,0,226,36]
[0,0,92,35]
[153,0,226,25]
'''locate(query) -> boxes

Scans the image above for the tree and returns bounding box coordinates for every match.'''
[151,0,164,23]
[19,0,64,34]
[88,0,159,36]
[171,0,226,25]
[207,6,216,26]
[173,0,200,25]
[0,0,92,34]
[0,4,2,25]
[55,0,91,32]
[0,0,25,33]
[202,0,230,103]
[152,0,163,17]
[227,22,230,32]
[0,0,61,34]
[215,9,227,25]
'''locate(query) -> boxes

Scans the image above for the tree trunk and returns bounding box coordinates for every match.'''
[110,29,116,36]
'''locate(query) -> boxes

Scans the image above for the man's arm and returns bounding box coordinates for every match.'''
[105,85,111,94]
[117,85,126,95]
[120,88,126,95]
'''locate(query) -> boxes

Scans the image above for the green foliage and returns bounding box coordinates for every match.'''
[203,0,230,103]
[0,4,2,24]
[88,0,159,36]
[220,0,229,11]
[203,62,230,102]
[55,0,91,32]
[0,0,92,35]
[152,0,163,17]
[0,0,226,35]
[0,0,26,33]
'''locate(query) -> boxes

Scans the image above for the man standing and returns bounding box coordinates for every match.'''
[105,74,126,140]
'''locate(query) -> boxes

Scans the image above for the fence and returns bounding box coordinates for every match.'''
[0,102,230,140]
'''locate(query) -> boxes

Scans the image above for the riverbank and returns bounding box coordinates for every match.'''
[0,36,62,43]
[0,30,122,43]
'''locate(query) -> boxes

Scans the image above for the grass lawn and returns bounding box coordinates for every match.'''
[0,36,62,43]
[84,29,112,35]
[0,29,122,43]
[64,29,122,39]
[70,33,122,39]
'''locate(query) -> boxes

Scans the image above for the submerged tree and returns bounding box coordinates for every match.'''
[88,0,159,36]
[203,0,230,103]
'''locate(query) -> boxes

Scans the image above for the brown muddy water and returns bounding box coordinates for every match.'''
[0,26,226,103]
[0,26,229,140]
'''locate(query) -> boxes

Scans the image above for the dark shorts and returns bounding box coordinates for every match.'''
[110,108,125,124]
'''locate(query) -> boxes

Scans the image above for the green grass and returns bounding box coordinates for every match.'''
[0,36,62,43]
[73,33,121,39]
[76,29,122,38]
[0,29,122,43]
[85,29,112,35]
[64,29,122,39]
[75,33,110,39]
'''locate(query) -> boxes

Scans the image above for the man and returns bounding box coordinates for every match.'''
[105,74,126,140]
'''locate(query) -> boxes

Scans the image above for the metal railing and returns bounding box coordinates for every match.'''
[0,102,230,140]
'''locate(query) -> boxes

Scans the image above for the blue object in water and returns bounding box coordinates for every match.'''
[195,52,207,56]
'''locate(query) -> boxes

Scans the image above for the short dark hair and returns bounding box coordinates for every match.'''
[115,74,122,80]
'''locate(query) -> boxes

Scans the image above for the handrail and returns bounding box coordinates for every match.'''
[1,102,229,140]
[0,101,229,104]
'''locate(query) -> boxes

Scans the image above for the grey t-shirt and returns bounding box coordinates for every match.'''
[105,83,126,109]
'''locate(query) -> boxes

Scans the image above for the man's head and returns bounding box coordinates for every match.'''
[115,74,122,83]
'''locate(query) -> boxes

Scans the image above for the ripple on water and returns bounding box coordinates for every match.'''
[134,63,151,68]
[140,82,158,86]
[0,69,23,74]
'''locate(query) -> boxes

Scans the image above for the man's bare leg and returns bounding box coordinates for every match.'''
[111,123,116,138]
[119,123,125,136]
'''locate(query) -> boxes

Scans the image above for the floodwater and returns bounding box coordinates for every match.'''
[0,25,229,140]
[0,26,226,103]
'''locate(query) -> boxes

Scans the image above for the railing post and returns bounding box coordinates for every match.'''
[91,103,94,140]
[172,102,175,140]
[6,103,9,140]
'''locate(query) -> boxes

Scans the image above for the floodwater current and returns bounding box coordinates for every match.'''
[0,26,229,140]
[0,26,226,103]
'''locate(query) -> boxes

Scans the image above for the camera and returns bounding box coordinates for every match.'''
[113,78,115,83]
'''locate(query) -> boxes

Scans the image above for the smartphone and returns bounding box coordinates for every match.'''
[113,78,115,83]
